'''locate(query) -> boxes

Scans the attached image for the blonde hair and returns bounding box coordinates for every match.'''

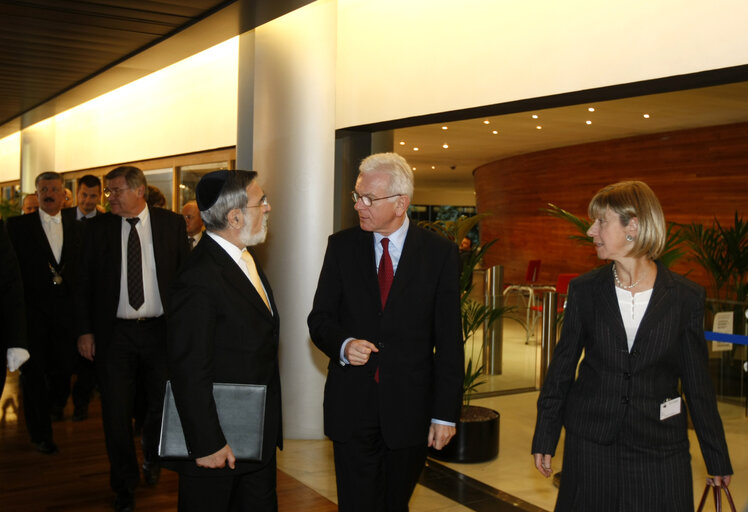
[588,181,666,260]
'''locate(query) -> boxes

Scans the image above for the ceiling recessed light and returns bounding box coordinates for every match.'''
[586,120,592,125]
[412,167,416,171]
[492,130,498,135]
[483,120,490,125]
[532,114,539,119]
[431,165,436,169]
[441,126,448,130]
[399,141,405,145]
[536,125,543,130]
[643,114,651,119]
[442,144,449,149]
[588,107,595,112]
[413,147,419,151]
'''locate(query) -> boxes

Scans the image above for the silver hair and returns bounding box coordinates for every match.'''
[200,170,258,231]
[359,152,414,199]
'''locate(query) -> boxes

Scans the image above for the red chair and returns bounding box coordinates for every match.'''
[529,273,578,334]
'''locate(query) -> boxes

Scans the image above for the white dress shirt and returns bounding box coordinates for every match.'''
[615,286,653,352]
[116,206,164,319]
[39,208,63,263]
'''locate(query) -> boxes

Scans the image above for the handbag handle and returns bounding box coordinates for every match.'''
[696,482,737,512]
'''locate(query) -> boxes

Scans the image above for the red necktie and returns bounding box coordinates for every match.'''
[378,238,393,309]
[375,238,393,384]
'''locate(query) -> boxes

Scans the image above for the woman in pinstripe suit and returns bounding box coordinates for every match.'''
[531,181,733,511]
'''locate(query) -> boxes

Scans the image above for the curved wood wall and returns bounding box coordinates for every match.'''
[474,122,748,290]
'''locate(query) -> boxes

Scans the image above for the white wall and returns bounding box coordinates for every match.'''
[16,38,240,188]
[336,0,748,129]
[238,0,337,439]
[0,132,21,184]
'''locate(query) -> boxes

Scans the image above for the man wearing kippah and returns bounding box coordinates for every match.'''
[164,170,282,511]
[75,166,189,512]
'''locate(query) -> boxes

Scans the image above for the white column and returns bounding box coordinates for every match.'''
[236,0,336,439]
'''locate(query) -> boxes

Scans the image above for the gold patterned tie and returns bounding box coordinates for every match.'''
[240,249,271,311]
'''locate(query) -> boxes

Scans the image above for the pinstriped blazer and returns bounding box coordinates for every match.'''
[531,261,732,476]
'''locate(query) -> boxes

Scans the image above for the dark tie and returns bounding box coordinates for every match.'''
[126,218,144,310]
[378,238,393,309]
[188,236,195,249]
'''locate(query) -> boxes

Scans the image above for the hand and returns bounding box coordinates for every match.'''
[195,444,236,469]
[344,339,379,366]
[533,453,553,477]
[427,423,456,450]
[6,347,30,372]
[77,334,96,361]
[707,475,731,487]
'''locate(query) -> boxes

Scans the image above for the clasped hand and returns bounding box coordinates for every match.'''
[344,339,379,366]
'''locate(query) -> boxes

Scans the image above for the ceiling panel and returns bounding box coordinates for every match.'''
[0,0,232,126]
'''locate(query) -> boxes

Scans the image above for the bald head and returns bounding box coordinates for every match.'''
[182,200,203,236]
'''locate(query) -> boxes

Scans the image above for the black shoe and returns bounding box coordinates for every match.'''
[142,461,161,486]
[32,440,59,455]
[72,406,88,421]
[49,408,64,422]
[113,489,135,512]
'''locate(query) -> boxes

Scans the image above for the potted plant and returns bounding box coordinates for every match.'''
[419,213,510,463]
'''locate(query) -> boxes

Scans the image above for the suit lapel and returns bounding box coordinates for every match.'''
[595,263,628,350]
[355,229,380,308]
[30,211,57,266]
[631,261,675,349]
[386,223,419,306]
[204,236,275,323]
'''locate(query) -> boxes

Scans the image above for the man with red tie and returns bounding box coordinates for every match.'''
[308,152,464,512]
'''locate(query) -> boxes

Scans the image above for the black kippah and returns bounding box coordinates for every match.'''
[195,170,229,211]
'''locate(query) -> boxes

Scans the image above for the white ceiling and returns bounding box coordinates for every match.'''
[392,81,748,187]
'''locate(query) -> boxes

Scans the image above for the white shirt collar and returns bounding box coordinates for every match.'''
[207,231,244,264]
[373,216,409,248]
[39,208,61,224]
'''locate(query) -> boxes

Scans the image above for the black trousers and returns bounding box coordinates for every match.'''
[72,354,97,411]
[21,308,75,441]
[97,318,167,493]
[332,379,428,512]
[176,454,278,512]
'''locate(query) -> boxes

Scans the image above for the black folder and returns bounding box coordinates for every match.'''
[158,381,266,461]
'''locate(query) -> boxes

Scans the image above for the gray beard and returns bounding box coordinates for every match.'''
[239,215,268,247]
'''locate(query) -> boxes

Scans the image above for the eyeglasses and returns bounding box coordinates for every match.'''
[103,187,131,198]
[351,191,403,207]
[245,195,270,209]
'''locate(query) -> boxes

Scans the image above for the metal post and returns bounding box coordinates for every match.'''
[483,265,504,375]
[537,291,558,387]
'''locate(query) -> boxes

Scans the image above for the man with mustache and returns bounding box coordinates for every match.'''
[75,166,189,511]
[164,170,282,511]
[7,172,85,453]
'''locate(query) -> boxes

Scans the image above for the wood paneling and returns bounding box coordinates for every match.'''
[474,122,748,290]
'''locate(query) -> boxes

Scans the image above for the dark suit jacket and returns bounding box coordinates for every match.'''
[164,234,282,476]
[61,206,100,223]
[74,207,189,349]
[7,210,84,339]
[308,223,464,450]
[0,219,26,352]
[531,261,732,476]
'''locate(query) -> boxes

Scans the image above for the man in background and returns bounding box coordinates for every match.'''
[308,152,464,511]
[181,200,204,250]
[21,194,39,214]
[62,174,103,421]
[165,170,282,511]
[7,172,85,452]
[75,166,189,512]
[62,174,102,222]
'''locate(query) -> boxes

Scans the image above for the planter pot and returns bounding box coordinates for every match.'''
[428,405,499,463]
